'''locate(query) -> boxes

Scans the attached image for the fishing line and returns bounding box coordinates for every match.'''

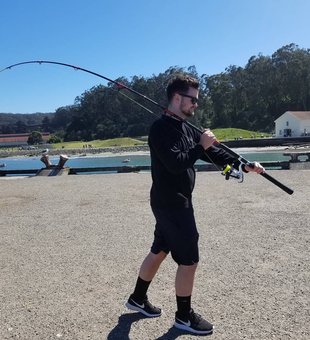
[101,83,222,171]
[0,60,294,194]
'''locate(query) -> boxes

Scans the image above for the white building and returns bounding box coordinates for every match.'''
[274,111,310,137]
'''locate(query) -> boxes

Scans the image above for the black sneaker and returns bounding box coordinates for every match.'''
[174,309,214,334]
[125,294,162,317]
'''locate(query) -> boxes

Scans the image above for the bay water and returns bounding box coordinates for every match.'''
[0,151,295,176]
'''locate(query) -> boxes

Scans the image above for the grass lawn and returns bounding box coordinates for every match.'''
[52,138,146,149]
[213,128,271,140]
[49,129,271,149]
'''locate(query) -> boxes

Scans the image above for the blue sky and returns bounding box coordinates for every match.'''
[1,0,309,114]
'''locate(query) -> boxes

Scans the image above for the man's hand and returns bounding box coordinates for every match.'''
[199,129,217,150]
[245,161,265,174]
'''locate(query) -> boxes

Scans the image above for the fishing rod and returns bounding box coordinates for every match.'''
[0,60,294,195]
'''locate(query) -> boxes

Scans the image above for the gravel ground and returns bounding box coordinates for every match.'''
[0,170,309,340]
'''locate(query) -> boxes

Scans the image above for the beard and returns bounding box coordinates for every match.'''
[180,98,195,118]
[181,104,195,118]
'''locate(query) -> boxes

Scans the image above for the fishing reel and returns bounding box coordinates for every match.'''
[222,164,244,183]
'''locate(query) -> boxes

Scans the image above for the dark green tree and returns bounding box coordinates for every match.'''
[51,106,76,131]
[27,131,43,145]
[15,120,28,133]
[47,134,62,143]
[42,116,52,132]
[42,43,310,139]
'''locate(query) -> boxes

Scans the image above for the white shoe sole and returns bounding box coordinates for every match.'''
[174,321,214,334]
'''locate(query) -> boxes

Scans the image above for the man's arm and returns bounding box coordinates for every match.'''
[198,129,265,173]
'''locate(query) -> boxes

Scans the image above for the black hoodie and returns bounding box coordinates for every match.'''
[148,114,240,209]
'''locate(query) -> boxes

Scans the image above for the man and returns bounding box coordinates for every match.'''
[126,75,264,335]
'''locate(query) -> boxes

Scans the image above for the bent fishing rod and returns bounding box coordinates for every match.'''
[1,60,294,195]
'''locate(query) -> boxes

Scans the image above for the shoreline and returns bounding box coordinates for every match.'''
[0,146,150,160]
[232,145,310,153]
[1,144,309,160]
[0,150,152,160]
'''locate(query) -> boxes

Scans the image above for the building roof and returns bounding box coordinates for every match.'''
[0,133,50,143]
[275,111,310,122]
[287,111,310,120]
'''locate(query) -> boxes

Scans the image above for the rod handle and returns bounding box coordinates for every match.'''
[260,172,294,195]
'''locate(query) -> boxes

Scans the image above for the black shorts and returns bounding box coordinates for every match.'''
[150,207,199,265]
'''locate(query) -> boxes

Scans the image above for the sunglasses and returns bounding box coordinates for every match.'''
[177,93,198,105]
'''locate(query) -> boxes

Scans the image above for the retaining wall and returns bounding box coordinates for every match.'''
[0,145,150,158]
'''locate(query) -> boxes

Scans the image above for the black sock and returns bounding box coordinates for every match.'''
[132,277,151,301]
[176,295,191,317]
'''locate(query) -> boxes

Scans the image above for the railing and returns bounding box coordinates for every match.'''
[283,152,310,162]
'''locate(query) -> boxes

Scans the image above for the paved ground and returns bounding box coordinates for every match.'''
[0,170,309,339]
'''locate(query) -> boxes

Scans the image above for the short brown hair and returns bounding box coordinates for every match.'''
[166,74,200,103]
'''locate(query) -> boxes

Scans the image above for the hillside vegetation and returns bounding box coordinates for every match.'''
[51,129,271,149]
[52,138,146,149]
[212,128,271,140]
[1,44,309,143]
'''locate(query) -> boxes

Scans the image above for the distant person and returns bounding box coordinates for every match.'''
[125,74,264,335]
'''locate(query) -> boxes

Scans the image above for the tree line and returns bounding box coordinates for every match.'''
[0,113,53,134]
[1,43,309,142]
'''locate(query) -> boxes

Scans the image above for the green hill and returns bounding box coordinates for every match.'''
[213,128,271,141]
[50,129,271,149]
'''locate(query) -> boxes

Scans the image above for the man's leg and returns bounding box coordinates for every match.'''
[139,251,167,281]
[175,263,197,297]
[174,263,197,323]
[174,263,213,334]
[126,251,167,317]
